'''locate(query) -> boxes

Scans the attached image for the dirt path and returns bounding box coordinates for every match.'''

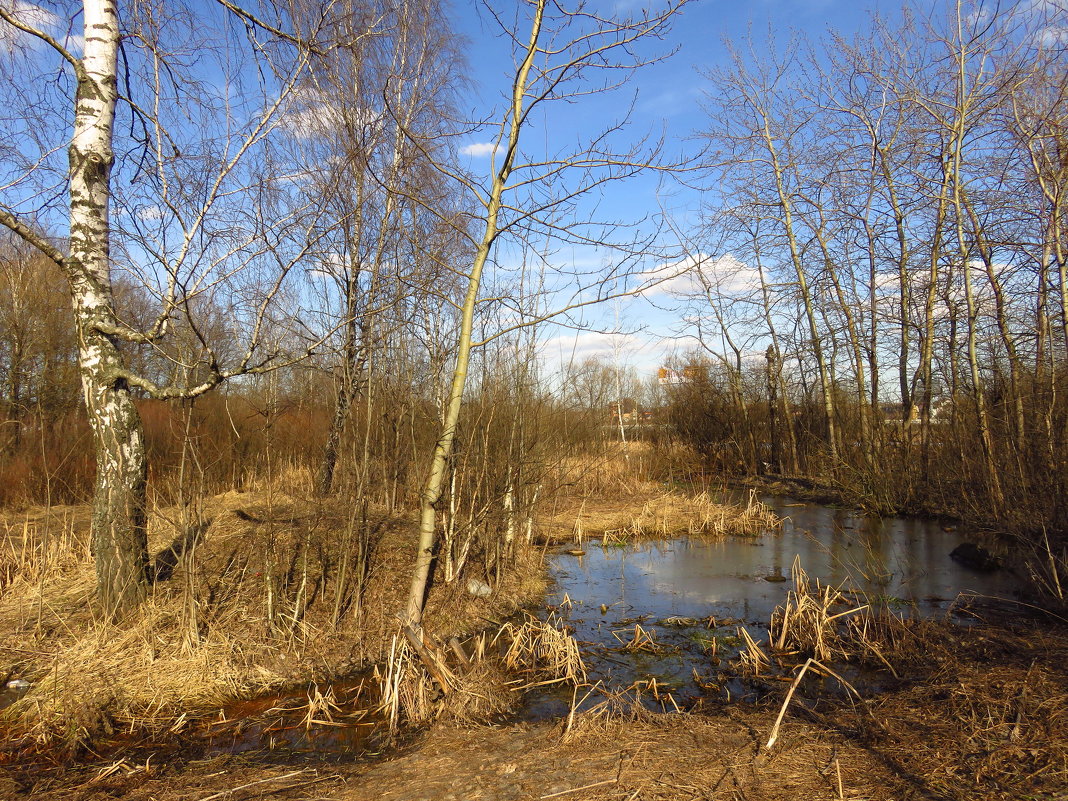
[325,714,912,801]
[13,711,918,801]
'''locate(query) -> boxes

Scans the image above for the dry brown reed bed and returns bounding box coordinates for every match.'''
[374,632,516,733]
[538,441,780,544]
[0,488,547,752]
[801,620,1068,801]
[498,614,587,688]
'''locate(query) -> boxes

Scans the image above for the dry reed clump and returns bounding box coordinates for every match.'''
[375,632,514,734]
[610,623,666,654]
[736,626,771,675]
[549,490,780,545]
[762,556,925,672]
[498,613,587,688]
[375,635,446,731]
[1025,529,1067,608]
[560,684,661,743]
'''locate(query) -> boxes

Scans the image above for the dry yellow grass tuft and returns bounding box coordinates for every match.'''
[499,613,587,688]
[544,489,780,544]
[761,556,929,673]
[538,443,780,543]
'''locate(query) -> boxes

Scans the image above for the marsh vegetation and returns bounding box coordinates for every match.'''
[0,0,1067,799]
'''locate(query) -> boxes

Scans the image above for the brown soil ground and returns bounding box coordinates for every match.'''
[5,711,914,801]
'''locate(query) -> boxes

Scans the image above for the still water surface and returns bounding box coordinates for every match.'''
[533,495,1022,713]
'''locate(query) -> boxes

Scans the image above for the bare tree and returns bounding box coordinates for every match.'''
[401,0,690,630]
[293,0,464,497]
[0,0,349,613]
[702,40,842,461]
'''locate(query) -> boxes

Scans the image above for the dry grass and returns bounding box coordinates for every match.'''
[757,556,927,673]
[498,613,587,688]
[2,597,285,746]
[0,489,547,750]
[724,559,1068,798]
[820,623,1068,800]
[313,711,913,801]
[375,633,513,732]
[538,442,780,544]
[543,489,780,544]
[547,441,662,499]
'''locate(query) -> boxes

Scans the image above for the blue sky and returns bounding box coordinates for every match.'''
[0,0,920,383]
[448,0,903,380]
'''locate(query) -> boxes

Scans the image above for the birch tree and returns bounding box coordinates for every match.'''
[297,0,463,497]
[0,0,342,614]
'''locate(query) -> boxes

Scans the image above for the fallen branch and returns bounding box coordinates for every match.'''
[765,658,815,750]
[402,624,455,694]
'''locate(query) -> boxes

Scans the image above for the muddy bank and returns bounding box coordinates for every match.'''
[4,709,915,801]
[8,610,1067,801]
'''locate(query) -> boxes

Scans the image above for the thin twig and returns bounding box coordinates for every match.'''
[196,770,308,801]
[540,778,618,798]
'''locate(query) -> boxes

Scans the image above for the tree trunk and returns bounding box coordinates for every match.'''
[402,0,545,629]
[766,345,781,474]
[763,128,838,461]
[71,0,150,614]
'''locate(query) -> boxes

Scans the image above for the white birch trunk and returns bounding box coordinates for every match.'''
[70,0,150,613]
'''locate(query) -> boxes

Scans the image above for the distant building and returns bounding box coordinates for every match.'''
[657,364,704,385]
[608,398,637,422]
[607,399,657,425]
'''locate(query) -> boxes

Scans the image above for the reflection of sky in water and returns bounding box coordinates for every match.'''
[550,497,1021,624]
[525,501,1025,713]
[533,498,1023,715]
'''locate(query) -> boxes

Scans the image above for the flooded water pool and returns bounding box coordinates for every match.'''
[530,495,1023,715]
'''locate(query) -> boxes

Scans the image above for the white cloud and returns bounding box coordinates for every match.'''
[539,329,697,378]
[282,85,382,141]
[461,141,498,158]
[1038,24,1068,44]
[542,330,647,364]
[0,1,64,53]
[639,253,762,299]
